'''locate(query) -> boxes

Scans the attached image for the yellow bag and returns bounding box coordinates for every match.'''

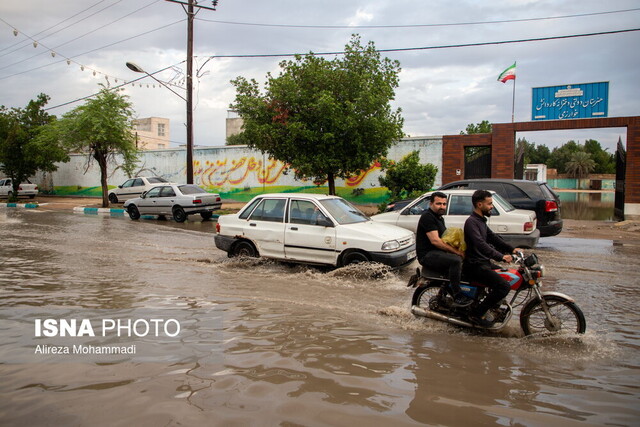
[441,227,466,252]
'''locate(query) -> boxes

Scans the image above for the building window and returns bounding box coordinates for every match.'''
[158,123,165,137]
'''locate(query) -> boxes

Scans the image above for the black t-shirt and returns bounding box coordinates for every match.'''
[416,208,446,260]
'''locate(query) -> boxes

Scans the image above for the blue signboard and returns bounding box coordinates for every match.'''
[531,82,609,121]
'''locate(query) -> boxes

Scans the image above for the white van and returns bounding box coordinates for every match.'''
[215,193,416,268]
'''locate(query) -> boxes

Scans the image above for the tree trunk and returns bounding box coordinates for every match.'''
[95,152,109,208]
[327,172,336,195]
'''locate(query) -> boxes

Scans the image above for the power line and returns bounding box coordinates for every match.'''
[0,19,185,81]
[195,7,640,29]
[44,61,185,111]
[0,0,112,55]
[197,27,640,59]
[0,0,161,70]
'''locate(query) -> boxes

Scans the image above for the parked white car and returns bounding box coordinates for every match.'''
[123,184,222,222]
[0,178,38,198]
[108,176,171,203]
[215,193,416,268]
[371,189,540,248]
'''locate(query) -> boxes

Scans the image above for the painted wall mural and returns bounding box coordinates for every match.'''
[36,137,443,204]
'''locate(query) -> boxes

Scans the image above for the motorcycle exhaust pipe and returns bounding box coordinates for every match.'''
[411,305,474,328]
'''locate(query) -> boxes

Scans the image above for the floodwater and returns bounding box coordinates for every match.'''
[557,191,615,221]
[1,209,639,426]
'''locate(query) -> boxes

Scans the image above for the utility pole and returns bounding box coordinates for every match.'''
[186,0,194,183]
[165,0,219,184]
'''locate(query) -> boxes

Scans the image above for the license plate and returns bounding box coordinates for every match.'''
[407,250,416,261]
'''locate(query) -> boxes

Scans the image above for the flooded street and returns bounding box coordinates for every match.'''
[1,209,639,426]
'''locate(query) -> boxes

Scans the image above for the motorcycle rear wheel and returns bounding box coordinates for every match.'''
[411,284,441,308]
[520,295,586,336]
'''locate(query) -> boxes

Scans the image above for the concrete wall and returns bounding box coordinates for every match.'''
[36,136,443,204]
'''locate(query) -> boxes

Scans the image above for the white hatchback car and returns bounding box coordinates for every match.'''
[215,193,416,268]
[371,189,540,248]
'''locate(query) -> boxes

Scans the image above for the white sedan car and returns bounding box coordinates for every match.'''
[108,176,171,203]
[214,193,416,268]
[371,189,540,248]
[124,184,222,222]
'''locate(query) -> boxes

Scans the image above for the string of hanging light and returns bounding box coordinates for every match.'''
[0,18,185,90]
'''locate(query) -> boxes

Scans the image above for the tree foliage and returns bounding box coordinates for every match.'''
[0,94,69,201]
[565,151,596,179]
[460,120,492,134]
[584,139,615,174]
[379,151,437,202]
[38,86,138,207]
[230,35,404,195]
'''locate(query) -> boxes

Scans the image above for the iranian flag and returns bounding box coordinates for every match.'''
[497,62,516,83]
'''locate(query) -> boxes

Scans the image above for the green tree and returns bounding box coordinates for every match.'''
[460,120,492,134]
[523,140,551,165]
[230,35,404,195]
[39,86,138,207]
[0,94,69,201]
[547,140,581,173]
[565,151,596,179]
[584,139,615,174]
[378,151,437,202]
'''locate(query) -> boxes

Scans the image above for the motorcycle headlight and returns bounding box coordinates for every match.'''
[524,254,539,267]
[381,240,400,251]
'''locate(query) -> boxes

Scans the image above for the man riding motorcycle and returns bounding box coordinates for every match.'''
[415,192,473,306]
[464,189,522,327]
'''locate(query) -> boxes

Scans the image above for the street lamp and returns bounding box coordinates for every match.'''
[125,61,194,184]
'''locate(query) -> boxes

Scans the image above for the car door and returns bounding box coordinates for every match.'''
[395,196,431,233]
[244,198,287,259]
[444,194,473,230]
[129,178,145,198]
[284,199,337,264]
[137,186,162,214]
[154,186,177,215]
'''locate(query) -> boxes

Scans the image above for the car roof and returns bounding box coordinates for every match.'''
[249,193,341,200]
[428,189,493,195]
[443,178,544,185]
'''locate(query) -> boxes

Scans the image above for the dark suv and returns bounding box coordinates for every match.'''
[437,179,562,237]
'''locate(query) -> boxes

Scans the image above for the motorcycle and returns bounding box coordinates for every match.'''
[408,252,586,336]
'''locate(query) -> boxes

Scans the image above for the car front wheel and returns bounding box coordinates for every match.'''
[172,206,187,223]
[108,193,118,204]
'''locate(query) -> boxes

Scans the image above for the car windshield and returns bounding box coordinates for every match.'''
[178,185,206,195]
[148,177,168,183]
[492,192,515,212]
[319,198,369,225]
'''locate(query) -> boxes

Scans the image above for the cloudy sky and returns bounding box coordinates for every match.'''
[1,0,639,152]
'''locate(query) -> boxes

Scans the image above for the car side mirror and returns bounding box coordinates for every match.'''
[316,216,334,227]
[118,185,123,188]
[141,191,147,199]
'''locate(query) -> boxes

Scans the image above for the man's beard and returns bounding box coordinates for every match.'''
[482,208,492,217]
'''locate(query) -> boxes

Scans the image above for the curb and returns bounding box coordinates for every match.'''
[0,202,39,209]
[73,207,125,216]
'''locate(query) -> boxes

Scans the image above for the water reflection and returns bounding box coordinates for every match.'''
[557,191,614,220]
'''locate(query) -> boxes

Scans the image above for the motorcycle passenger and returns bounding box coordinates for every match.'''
[416,192,473,306]
[464,189,521,327]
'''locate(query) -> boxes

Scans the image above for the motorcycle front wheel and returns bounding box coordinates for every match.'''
[520,295,586,336]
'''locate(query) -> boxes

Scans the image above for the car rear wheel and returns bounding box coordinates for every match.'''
[127,205,140,220]
[231,240,257,258]
[109,193,119,204]
[172,206,187,223]
[200,211,213,220]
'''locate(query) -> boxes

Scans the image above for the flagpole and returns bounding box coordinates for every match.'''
[511,76,516,123]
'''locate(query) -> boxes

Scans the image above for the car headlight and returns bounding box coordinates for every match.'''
[381,240,400,251]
